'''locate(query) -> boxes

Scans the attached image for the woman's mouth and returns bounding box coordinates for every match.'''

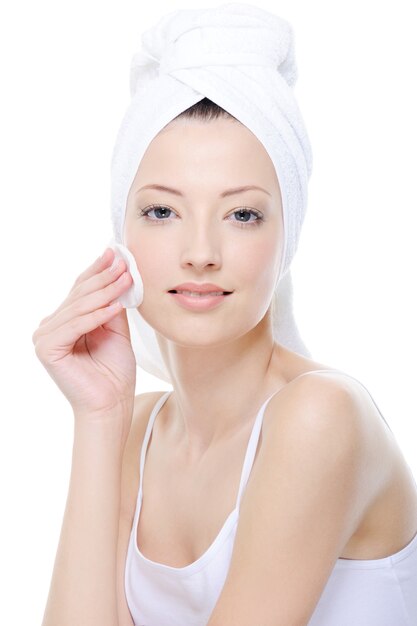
[169,289,231,297]
[168,290,232,310]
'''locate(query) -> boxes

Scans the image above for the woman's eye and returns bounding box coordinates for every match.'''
[138,205,264,227]
[229,208,264,227]
[139,205,175,222]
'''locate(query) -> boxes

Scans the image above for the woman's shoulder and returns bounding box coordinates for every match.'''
[131,390,168,435]
[262,363,400,503]
[275,365,417,560]
[267,362,393,442]
[119,390,168,520]
[289,366,395,441]
[273,348,393,436]
[264,366,369,433]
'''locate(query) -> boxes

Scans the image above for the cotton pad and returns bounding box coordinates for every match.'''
[106,238,143,308]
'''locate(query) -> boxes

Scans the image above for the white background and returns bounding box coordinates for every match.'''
[1,0,416,623]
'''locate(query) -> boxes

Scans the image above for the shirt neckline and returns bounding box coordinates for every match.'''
[131,389,277,577]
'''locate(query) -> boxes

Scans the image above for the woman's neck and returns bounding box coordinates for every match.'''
[156,329,287,454]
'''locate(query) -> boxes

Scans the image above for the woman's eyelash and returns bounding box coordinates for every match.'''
[138,204,264,228]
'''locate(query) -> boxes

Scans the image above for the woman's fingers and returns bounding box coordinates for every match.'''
[34,265,132,340]
[71,252,126,303]
[34,300,124,362]
[34,249,115,331]
[32,248,133,341]
[73,247,112,285]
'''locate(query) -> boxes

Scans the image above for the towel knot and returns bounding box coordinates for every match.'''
[130,3,298,96]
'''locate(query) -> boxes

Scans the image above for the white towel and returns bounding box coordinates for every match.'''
[107,2,313,383]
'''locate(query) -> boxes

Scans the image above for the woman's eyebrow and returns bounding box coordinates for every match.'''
[136,183,272,197]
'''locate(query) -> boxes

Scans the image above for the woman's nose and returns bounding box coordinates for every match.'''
[179,222,222,270]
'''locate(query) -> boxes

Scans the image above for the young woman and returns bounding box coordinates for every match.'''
[33,5,417,626]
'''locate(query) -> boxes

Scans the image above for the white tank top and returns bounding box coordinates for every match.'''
[125,376,417,626]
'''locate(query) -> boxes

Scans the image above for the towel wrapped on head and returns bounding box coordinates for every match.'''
[107,2,313,383]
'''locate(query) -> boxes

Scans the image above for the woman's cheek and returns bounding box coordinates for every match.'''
[232,236,279,287]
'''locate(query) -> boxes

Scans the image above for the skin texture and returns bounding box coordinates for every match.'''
[123,116,288,458]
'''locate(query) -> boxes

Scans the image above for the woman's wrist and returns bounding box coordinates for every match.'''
[73,401,133,449]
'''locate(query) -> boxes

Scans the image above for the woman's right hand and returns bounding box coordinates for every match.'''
[32,248,137,424]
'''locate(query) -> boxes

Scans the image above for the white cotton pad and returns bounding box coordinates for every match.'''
[106,239,144,308]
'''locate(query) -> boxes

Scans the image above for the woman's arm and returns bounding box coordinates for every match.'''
[31,248,137,625]
[41,408,128,626]
[206,372,391,626]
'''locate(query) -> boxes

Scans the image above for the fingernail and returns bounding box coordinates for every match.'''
[110,257,122,273]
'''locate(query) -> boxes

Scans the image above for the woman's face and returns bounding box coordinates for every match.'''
[123,117,283,346]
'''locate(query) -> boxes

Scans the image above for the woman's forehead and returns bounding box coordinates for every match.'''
[132,119,280,192]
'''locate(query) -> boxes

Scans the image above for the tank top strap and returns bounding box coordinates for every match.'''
[234,391,279,512]
[137,389,279,512]
[138,390,172,496]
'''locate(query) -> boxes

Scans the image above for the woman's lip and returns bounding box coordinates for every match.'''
[171,283,230,292]
[169,289,232,294]
[168,291,232,311]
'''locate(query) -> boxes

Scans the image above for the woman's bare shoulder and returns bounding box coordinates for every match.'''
[262,367,399,508]
[276,348,392,432]
[274,366,393,437]
[127,389,170,459]
[131,390,168,435]
[119,390,168,520]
